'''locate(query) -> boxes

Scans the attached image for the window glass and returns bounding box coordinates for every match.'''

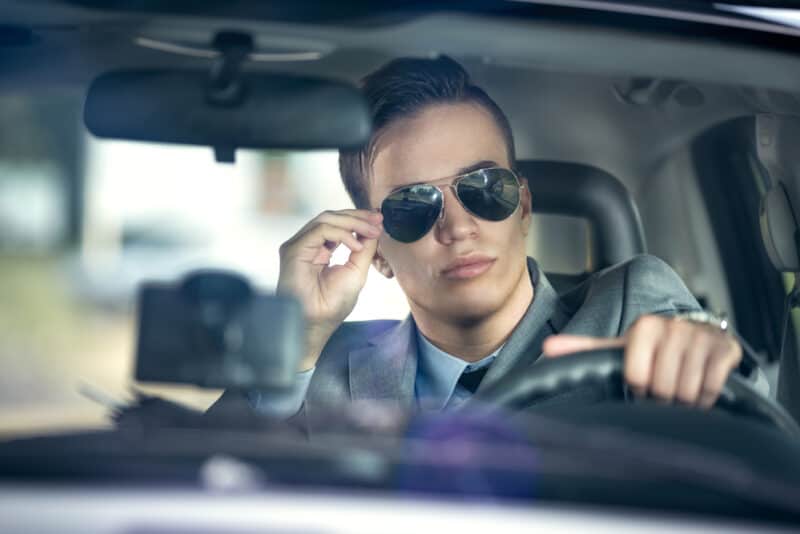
[0,94,409,436]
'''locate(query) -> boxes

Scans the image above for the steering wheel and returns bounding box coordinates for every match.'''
[467,348,800,439]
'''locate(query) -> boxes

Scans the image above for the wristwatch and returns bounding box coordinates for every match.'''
[674,311,769,381]
[673,310,729,333]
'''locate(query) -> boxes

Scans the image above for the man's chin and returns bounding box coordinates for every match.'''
[432,290,504,324]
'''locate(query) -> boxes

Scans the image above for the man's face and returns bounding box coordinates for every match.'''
[368,102,532,323]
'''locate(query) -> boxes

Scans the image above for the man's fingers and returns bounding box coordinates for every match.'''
[649,320,693,402]
[307,223,367,256]
[623,316,665,397]
[347,234,380,277]
[542,334,625,357]
[698,338,742,409]
[698,355,729,409]
[310,208,380,227]
[287,210,381,250]
[326,208,382,220]
[675,333,712,405]
[315,210,383,240]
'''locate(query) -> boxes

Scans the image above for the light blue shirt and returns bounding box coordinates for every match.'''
[248,330,501,416]
[415,332,501,411]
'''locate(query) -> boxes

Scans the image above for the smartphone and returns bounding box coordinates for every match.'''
[135,270,305,390]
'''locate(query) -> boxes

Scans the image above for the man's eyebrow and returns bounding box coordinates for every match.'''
[456,160,499,175]
[387,160,501,190]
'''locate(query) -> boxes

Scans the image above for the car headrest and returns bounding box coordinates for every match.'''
[517,160,647,269]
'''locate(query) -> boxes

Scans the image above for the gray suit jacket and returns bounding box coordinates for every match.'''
[209,254,701,427]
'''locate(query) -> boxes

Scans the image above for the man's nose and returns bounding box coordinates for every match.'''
[434,186,479,244]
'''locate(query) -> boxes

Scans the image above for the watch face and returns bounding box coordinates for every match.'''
[675,311,728,332]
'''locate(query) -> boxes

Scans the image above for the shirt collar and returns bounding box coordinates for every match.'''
[415,332,500,411]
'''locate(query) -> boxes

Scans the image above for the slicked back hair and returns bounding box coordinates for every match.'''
[338,56,517,209]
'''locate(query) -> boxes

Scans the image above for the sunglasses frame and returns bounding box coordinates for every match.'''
[380,166,526,242]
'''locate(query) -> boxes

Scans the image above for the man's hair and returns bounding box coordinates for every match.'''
[338,55,517,209]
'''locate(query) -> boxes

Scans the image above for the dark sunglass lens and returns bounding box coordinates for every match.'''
[456,168,520,221]
[381,185,442,243]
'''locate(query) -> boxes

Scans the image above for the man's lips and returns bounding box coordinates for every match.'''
[441,256,496,280]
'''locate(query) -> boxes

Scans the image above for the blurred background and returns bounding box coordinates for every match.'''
[0,90,416,435]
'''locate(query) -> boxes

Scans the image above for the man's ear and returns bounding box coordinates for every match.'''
[372,248,394,278]
[519,181,532,236]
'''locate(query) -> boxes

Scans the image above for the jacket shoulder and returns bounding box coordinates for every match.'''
[316,319,403,366]
[560,254,700,333]
[324,319,402,348]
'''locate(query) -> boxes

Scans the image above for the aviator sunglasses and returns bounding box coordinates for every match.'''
[380,167,524,243]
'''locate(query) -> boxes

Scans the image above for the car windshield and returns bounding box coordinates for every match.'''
[3,0,800,529]
[0,131,413,432]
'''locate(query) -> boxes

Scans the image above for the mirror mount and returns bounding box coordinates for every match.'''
[207,31,255,162]
[207,31,253,108]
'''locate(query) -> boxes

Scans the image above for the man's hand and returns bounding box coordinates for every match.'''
[277,209,383,370]
[542,315,743,408]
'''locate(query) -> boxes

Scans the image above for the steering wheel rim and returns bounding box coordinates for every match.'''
[466,348,800,439]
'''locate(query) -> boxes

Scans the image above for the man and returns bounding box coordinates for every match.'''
[211,56,742,421]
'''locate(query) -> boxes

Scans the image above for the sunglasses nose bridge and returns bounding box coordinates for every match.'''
[435,183,461,223]
[440,182,481,233]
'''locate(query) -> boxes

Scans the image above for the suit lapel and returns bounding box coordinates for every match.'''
[348,315,418,409]
[478,258,571,392]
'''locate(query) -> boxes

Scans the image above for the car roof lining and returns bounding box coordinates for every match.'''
[3,2,800,88]
[2,1,800,187]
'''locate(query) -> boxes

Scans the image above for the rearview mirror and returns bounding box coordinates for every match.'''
[84,70,371,159]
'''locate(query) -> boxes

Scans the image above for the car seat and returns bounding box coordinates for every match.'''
[517,160,646,292]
